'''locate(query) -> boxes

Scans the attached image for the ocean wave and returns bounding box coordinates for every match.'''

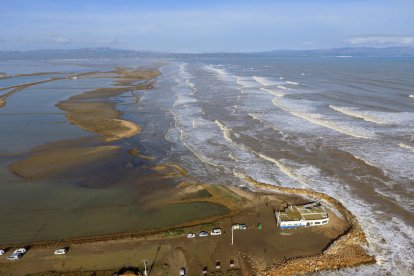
[203,65,229,78]
[273,99,374,139]
[399,143,414,153]
[180,129,219,168]
[286,81,299,85]
[277,85,288,90]
[236,76,257,88]
[351,153,379,168]
[330,105,414,125]
[260,87,284,97]
[253,76,280,86]
[214,120,232,142]
[253,151,309,187]
[248,113,262,121]
[228,153,239,161]
[329,105,386,124]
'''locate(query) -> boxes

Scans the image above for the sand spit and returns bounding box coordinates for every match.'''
[241,176,375,275]
[0,71,99,108]
[112,67,160,86]
[69,83,153,100]
[10,146,120,178]
[0,71,66,80]
[57,101,141,141]
[57,68,160,141]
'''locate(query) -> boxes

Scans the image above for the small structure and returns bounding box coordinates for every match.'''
[275,202,329,229]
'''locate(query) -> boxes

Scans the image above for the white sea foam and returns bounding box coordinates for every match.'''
[330,105,387,124]
[248,113,262,121]
[273,99,374,139]
[399,143,414,153]
[277,85,288,90]
[260,87,284,97]
[253,76,280,86]
[351,154,378,168]
[214,120,232,142]
[256,153,309,187]
[203,65,228,76]
[286,81,299,85]
[228,153,239,161]
[236,76,258,88]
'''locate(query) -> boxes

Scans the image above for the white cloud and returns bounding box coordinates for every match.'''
[347,35,414,46]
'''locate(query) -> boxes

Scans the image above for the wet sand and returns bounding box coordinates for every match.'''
[10,145,120,178]
[57,101,141,141]
[9,67,160,179]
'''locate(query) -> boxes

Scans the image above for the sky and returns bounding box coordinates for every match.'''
[1,0,413,52]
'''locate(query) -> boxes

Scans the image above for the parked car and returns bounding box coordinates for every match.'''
[203,266,208,274]
[7,253,23,260]
[239,224,247,230]
[54,248,67,255]
[13,248,26,254]
[232,224,240,230]
[186,233,196,239]
[199,231,208,237]
[0,249,5,256]
[211,228,222,236]
[179,267,186,276]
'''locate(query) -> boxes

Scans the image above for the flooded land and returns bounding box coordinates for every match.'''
[0,57,413,275]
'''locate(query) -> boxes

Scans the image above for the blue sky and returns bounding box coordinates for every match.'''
[1,0,413,52]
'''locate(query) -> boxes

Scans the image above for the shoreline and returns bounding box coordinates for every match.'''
[0,178,374,275]
[241,175,376,275]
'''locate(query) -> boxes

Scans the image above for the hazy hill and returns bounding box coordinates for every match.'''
[0,47,413,60]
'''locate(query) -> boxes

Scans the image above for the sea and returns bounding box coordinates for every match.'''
[0,55,413,275]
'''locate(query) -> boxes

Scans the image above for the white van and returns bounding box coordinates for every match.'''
[13,248,26,254]
[211,228,222,236]
[54,248,67,255]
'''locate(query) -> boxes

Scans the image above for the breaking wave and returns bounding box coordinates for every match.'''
[260,87,284,97]
[399,143,414,153]
[236,76,258,88]
[330,105,386,124]
[286,81,299,85]
[214,120,232,142]
[330,105,414,125]
[273,99,374,139]
[253,76,280,86]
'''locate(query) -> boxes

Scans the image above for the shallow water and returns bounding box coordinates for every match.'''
[0,57,413,274]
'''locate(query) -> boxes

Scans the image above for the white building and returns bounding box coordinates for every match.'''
[275,202,329,229]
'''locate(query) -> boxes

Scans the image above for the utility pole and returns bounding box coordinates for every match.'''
[231,226,234,245]
[142,260,148,276]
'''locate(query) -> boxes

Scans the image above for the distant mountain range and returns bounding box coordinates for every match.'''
[0,47,414,60]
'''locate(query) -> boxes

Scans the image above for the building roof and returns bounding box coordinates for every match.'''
[277,202,328,222]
